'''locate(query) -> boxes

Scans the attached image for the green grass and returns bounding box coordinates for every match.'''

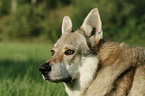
[0,42,67,96]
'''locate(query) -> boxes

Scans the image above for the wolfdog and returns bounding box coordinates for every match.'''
[39,8,145,96]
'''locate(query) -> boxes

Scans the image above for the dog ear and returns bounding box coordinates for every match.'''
[80,8,103,47]
[62,16,73,34]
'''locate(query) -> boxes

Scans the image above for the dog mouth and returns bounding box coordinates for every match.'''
[41,73,72,83]
[46,77,72,83]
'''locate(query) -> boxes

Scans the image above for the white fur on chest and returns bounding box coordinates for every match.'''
[64,56,99,96]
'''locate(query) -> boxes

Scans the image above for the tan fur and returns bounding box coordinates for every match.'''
[84,41,145,96]
[39,8,145,96]
[110,68,135,96]
[128,65,145,96]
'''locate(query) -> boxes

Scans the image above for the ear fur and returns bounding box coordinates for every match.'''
[80,8,103,47]
[62,16,73,34]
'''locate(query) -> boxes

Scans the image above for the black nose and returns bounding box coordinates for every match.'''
[39,63,51,73]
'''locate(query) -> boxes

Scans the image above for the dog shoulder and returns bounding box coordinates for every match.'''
[84,41,145,96]
[98,40,145,67]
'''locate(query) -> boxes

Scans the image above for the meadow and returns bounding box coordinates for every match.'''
[0,42,67,96]
[0,40,144,96]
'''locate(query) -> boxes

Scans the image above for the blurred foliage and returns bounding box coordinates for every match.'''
[0,0,11,16]
[0,0,144,46]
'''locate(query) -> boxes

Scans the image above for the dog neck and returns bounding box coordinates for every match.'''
[64,56,99,96]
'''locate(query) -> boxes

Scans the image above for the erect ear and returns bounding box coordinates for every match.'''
[80,8,103,48]
[62,16,73,34]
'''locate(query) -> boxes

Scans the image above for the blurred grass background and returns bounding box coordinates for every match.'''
[0,42,67,96]
[0,0,145,96]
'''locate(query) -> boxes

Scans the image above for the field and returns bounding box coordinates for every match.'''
[0,40,144,96]
[0,42,67,96]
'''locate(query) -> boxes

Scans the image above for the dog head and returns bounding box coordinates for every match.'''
[39,8,103,83]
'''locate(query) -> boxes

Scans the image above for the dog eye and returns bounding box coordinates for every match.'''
[65,49,75,55]
[51,50,55,56]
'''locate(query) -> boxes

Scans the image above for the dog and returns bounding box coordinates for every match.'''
[39,8,145,96]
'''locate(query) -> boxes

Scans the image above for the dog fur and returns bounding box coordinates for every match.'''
[39,8,145,96]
